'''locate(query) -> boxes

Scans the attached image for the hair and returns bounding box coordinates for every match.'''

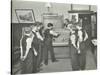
[47,23,53,27]
[33,21,43,27]
[65,18,69,23]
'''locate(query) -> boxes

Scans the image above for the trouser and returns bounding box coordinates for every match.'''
[91,43,97,67]
[37,43,43,68]
[21,49,34,74]
[70,42,86,71]
[32,42,44,72]
[39,44,44,64]
[94,47,97,67]
[33,54,38,73]
[32,44,39,73]
[44,43,56,65]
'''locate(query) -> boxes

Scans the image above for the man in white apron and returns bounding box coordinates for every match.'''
[20,27,36,73]
[70,25,88,71]
[44,23,60,65]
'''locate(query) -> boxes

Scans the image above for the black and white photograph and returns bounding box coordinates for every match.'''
[11,0,97,74]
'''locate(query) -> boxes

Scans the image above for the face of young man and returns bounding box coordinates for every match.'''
[47,26,53,30]
[50,26,53,29]
[65,20,69,25]
[32,26,38,32]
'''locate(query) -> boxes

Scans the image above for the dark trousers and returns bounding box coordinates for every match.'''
[21,49,34,74]
[44,43,56,65]
[39,44,44,64]
[94,47,97,67]
[32,44,39,73]
[37,43,44,68]
[32,42,44,72]
[91,43,97,67]
[70,42,86,71]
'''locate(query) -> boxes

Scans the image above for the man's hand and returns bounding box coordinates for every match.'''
[57,33,61,37]
[77,50,81,54]
[54,33,60,38]
[77,48,81,54]
[91,39,97,46]
[21,56,26,61]
[34,49,38,56]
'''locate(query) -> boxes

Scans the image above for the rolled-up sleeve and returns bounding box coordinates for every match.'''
[84,31,88,41]
[36,32,43,41]
[50,30,58,36]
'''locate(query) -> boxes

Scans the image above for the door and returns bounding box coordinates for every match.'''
[79,14,92,38]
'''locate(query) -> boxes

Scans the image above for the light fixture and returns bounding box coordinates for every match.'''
[45,2,52,12]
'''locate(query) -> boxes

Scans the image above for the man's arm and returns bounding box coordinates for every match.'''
[70,34,80,54]
[20,37,23,58]
[50,30,58,36]
[70,34,77,48]
[23,36,34,60]
[84,31,88,41]
[36,32,44,41]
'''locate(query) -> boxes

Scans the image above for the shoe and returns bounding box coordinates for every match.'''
[52,60,59,62]
[36,68,41,72]
[39,64,43,67]
[44,62,48,65]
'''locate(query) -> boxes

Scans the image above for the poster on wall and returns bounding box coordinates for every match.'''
[15,9,36,23]
[69,13,79,22]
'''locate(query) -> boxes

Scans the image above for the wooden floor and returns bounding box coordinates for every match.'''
[12,47,97,74]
